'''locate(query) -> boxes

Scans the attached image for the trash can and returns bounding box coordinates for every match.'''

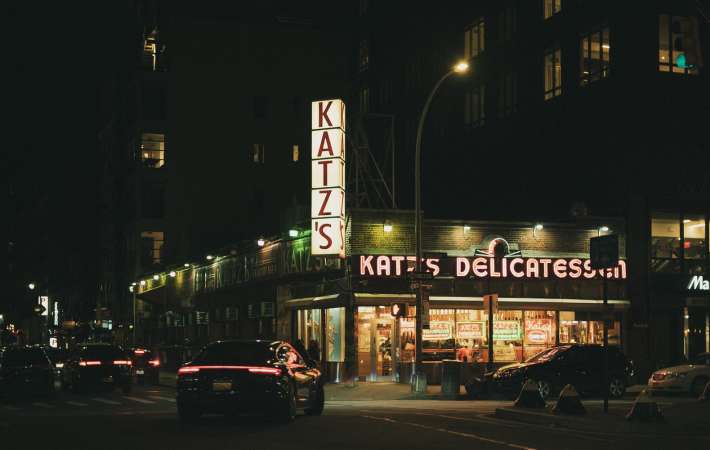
[441,359,462,398]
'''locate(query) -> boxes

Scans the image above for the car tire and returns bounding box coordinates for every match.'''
[275,384,297,423]
[177,403,201,423]
[534,379,552,400]
[608,376,626,399]
[690,376,708,397]
[305,384,324,416]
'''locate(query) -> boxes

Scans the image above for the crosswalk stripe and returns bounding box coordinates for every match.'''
[91,397,121,405]
[66,401,89,407]
[123,396,155,404]
[148,396,176,403]
[32,402,54,408]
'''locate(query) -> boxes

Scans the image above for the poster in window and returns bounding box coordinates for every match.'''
[456,321,484,339]
[494,344,517,361]
[524,318,552,344]
[326,307,345,362]
[422,321,453,340]
[493,320,521,341]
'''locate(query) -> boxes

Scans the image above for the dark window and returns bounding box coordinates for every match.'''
[80,345,125,360]
[464,86,485,128]
[580,25,610,86]
[359,39,369,70]
[193,341,273,365]
[498,7,516,42]
[253,96,268,119]
[464,18,485,59]
[498,72,517,118]
[141,185,165,219]
[142,87,166,120]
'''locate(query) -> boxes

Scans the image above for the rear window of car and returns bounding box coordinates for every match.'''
[80,346,126,360]
[2,348,49,366]
[192,342,273,365]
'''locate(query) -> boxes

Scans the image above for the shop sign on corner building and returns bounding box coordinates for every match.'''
[311,99,346,257]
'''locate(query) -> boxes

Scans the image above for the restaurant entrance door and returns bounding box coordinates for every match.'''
[357,306,399,382]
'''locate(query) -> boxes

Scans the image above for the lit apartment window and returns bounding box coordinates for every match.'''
[580,25,610,86]
[498,7,516,42]
[292,145,299,162]
[141,231,164,266]
[544,0,561,19]
[544,46,562,100]
[359,39,370,70]
[498,72,517,118]
[143,29,159,71]
[252,144,265,164]
[140,133,165,168]
[464,18,485,60]
[464,86,485,128]
[659,15,700,75]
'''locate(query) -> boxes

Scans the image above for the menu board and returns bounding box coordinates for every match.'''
[493,320,522,341]
[456,321,484,339]
[422,321,453,340]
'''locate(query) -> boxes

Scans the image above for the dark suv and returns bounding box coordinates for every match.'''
[487,344,634,399]
[62,344,133,393]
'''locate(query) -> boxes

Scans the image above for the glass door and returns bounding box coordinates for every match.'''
[357,306,398,382]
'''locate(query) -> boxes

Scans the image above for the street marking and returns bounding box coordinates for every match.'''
[66,401,89,407]
[123,396,155,404]
[148,396,176,403]
[91,397,121,405]
[362,415,536,450]
[32,402,54,408]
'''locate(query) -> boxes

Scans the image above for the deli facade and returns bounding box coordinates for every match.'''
[133,209,629,384]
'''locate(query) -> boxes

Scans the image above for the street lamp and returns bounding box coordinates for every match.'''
[413,59,470,392]
[28,283,36,291]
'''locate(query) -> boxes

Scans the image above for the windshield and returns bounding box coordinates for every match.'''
[1,348,49,366]
[192,342,273,366]
[525,346,569,363]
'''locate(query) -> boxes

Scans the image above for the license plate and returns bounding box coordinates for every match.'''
[136,369,145,375]
[102,376,113,382]
[212,381,232,392]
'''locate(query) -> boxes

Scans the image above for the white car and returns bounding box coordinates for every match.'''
[648,352,710,397]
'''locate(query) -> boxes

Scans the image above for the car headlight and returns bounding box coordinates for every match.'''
[55,363,64,369]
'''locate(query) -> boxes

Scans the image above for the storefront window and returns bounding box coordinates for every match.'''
[297,309,322,360]
[651,212,680,273]
[523,311,556,360]
[559,311,620,346]
[455,309,487,363]
[422,309,456,361]
[399,307,416,363]
[684,216,707,275]
[357,306,395,380]
[491,310,523,362]
[325,307,345,362]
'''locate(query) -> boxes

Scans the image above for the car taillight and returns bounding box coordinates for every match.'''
[79,360,101,367]
[248,367,281,375]
[178,366,200,375]
[113,360,132,366]
[148,359,160,367]
[134,349,146,355]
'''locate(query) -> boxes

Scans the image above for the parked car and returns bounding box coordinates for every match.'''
[648,352,710,397]
[486,344,634,400]
[130,348,160,385]
[176,339,324,423]
[0,346,55,399]
[43,347,69,386]
[62,343,132,394]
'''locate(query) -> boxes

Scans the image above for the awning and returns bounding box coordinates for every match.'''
[353,293,630,311]
[284,294,343,309]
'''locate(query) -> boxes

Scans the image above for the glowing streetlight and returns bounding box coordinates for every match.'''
[206,255,214,261]
[28,283,36,291]
[257,238,265,247]
[453,60,470,73]
[169,271,176,278]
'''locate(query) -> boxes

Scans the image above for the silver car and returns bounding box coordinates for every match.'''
[648,352,710,397]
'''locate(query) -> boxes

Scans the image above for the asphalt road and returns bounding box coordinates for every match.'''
[1,385,708,450]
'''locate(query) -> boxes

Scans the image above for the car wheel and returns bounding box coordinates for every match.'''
[608,376,626,398]
[177,403,201,423]
[305,384,324,416]
[275,384,297,423]
[690,376,708,397]
[535,379,552,400]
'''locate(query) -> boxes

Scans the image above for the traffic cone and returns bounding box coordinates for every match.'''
[514,379,546,409]
[552,384,586,415]
[626,389,664,422]
[699,380,710,402]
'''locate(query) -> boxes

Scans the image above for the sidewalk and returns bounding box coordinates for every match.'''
[325,382,468,401]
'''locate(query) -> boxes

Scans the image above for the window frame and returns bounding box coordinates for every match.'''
[543,46,562,100]
[543,0,562,20]
[580,24,611,86]
[464,18,485,60]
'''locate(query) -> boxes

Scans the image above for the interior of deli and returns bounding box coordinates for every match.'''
[289,212,629,384]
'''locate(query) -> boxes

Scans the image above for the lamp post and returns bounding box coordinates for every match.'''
[413,60,469,391]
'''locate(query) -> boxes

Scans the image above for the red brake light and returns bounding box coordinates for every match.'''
[178,366,200,375]
[113,360,132,366]
[79,360,101,367]
[148,359,160,367]
[134,349,146,355]
[248,367,281,375]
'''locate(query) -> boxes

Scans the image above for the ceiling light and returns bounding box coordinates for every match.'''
[153,274,160,280]
[383,221,393,233]
[534,223,544,231]
[289,229,299,238]
[683,219,691,223]
[184,263,190,268]
[169,271,176,278]
[463,225,471,233]
[206,255,214,260]
[139,280,146,286]
[599,226,610,233]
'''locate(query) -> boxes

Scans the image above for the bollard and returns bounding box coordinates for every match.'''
[626,389,664,422]
[552,384,586,415]
[514,379,546,409]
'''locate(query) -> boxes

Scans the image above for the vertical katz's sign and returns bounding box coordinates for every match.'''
[311,99,346,257]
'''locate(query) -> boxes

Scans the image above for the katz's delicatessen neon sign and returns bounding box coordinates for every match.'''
[355,255,627,280]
